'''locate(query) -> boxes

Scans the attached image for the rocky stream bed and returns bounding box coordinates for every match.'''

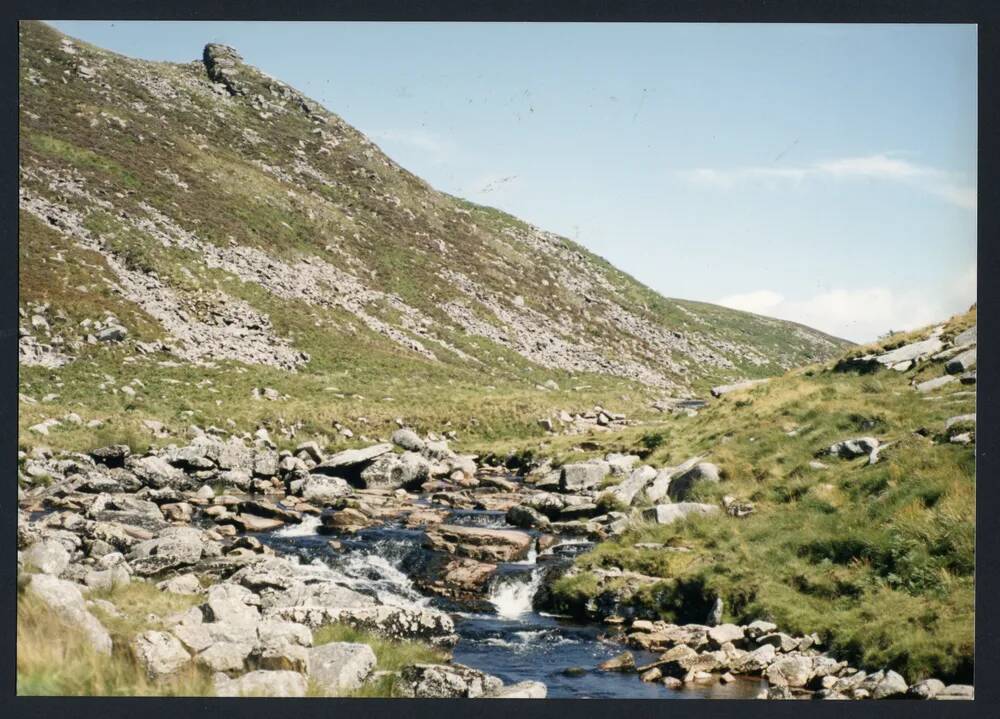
[16,423,974,699]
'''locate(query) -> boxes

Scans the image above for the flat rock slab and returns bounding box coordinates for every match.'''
[314,444,393,473]
[423,524,533,562]
[916,375,957,393]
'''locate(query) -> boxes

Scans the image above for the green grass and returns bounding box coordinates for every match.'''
[546,311,976,685]
[311,622,449,697]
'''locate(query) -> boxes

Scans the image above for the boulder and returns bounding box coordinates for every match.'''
[129,527,205,576]
[601,465,657,506]
[487,680,547,698]
[84,566,130,591]
[916,375,957,393]
[157,573,203,595]
[129,455,188,489]
[391,428,425,452]
[294,441,324,464]
[307,641,377,694]
[213,670,308,697]
[396,663,504,698]
[744,620,778,638]
[936,684,974,700]
[642,503,719,525]
[506,504,550,529]
[953,326,976,347]
[945,349,976,374]
[757,632,799,652]
[319,507,370,533]
[23,540,70,576]
[237,499,302,524]
[559,462,609,492]
[359,451,430,490]
[26,574,112,654]
[313,444,393,475]
[223,514,286,533]
[666,462,721,501]
[765,655,814,687]
[300,475,351,505]
[874,338,943,367]
[827,437,879,459]
[598,651,636,672]
[908,678,946,699]
[872,669,908,699]
[90,445,131,467]
[132,630,191,679]
[707,623,744,648]
[423,525,532,562]
[196,641,253,672]
[945,414,976,430]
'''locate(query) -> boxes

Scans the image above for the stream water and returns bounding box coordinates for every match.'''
[262,509,765,699]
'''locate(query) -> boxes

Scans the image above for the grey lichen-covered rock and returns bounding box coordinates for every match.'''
[871,669,908,699]
[765,655,814,687]
[306,641,377,694]
[642,502,719,525]
[423,524,532,562]
[827,437,879,459]
[22,540,70,575]
[132,630,191,679]
[195,641,254,672]
[559,461,609,492]
[396,663,504,698]
[268,605,458,647]
[666,462,720,501]
[128,526,205,576]
[601,464,657,506]
[916,375,957,393]
[26,573,112,654]
[505,504,550,529]
[907,678,945,699]
[945,348,976,374]
[707,623,743,648]
[391,428,425,452]
[313,444,393,475]
[359,451,430,490]
[213,669,308,697]
[487,680,548,698]
[157,573,203,595]
[936,684,974,700]
[299,475,352,504]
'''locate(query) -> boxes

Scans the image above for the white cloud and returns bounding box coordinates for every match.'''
[679,154,976,209]
[717,268,976,343]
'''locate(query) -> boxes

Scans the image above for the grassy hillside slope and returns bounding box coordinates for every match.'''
[543,309,976,684]
[18,20,848,454]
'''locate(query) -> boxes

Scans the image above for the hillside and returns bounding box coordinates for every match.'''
[18,21,848,453]
[538,308,976,685]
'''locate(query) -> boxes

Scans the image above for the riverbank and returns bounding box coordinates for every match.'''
[16,377,974,698]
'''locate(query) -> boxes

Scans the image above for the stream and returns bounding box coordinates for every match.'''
[261,507,765,699]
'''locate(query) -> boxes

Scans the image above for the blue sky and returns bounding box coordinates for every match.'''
[49,21,977,342]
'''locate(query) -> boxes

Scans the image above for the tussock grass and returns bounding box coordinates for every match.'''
[17,590,213,696]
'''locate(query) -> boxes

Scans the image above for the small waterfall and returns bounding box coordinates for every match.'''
[489,569,543,619]
[273,514,321,537]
